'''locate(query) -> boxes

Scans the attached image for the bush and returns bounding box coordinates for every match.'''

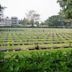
[1,49,72,72]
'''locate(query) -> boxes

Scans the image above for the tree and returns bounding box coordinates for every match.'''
[26,10,40,27]
[57,0,72,28]
[45,15,64,28]
[57,0,72,19]
[22,18,29,25]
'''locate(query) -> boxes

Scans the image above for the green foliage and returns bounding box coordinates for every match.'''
[0,52,5,72]
[57,0,72,19]
[45,15,64,27]
[0,52,4,59]
[21,18,29,26]
[1,49,72,72]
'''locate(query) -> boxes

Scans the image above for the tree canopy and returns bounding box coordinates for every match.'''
[57,0,72,19]
[45,15,64,28]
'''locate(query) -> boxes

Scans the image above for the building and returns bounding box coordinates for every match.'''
[11,17,19,25]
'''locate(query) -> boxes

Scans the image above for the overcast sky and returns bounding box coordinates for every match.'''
[0,0,60,21]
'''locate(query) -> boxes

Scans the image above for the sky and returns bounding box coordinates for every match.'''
[0,0,61,21]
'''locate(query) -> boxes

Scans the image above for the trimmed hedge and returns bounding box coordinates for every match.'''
[0,48,72,72]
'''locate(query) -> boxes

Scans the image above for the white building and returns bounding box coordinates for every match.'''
[11,17,19,25]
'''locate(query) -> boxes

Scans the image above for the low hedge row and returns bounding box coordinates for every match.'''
[0,48,72,72]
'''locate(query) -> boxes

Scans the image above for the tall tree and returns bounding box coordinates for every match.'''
[57,0,72,19]
[26,10,40,27]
